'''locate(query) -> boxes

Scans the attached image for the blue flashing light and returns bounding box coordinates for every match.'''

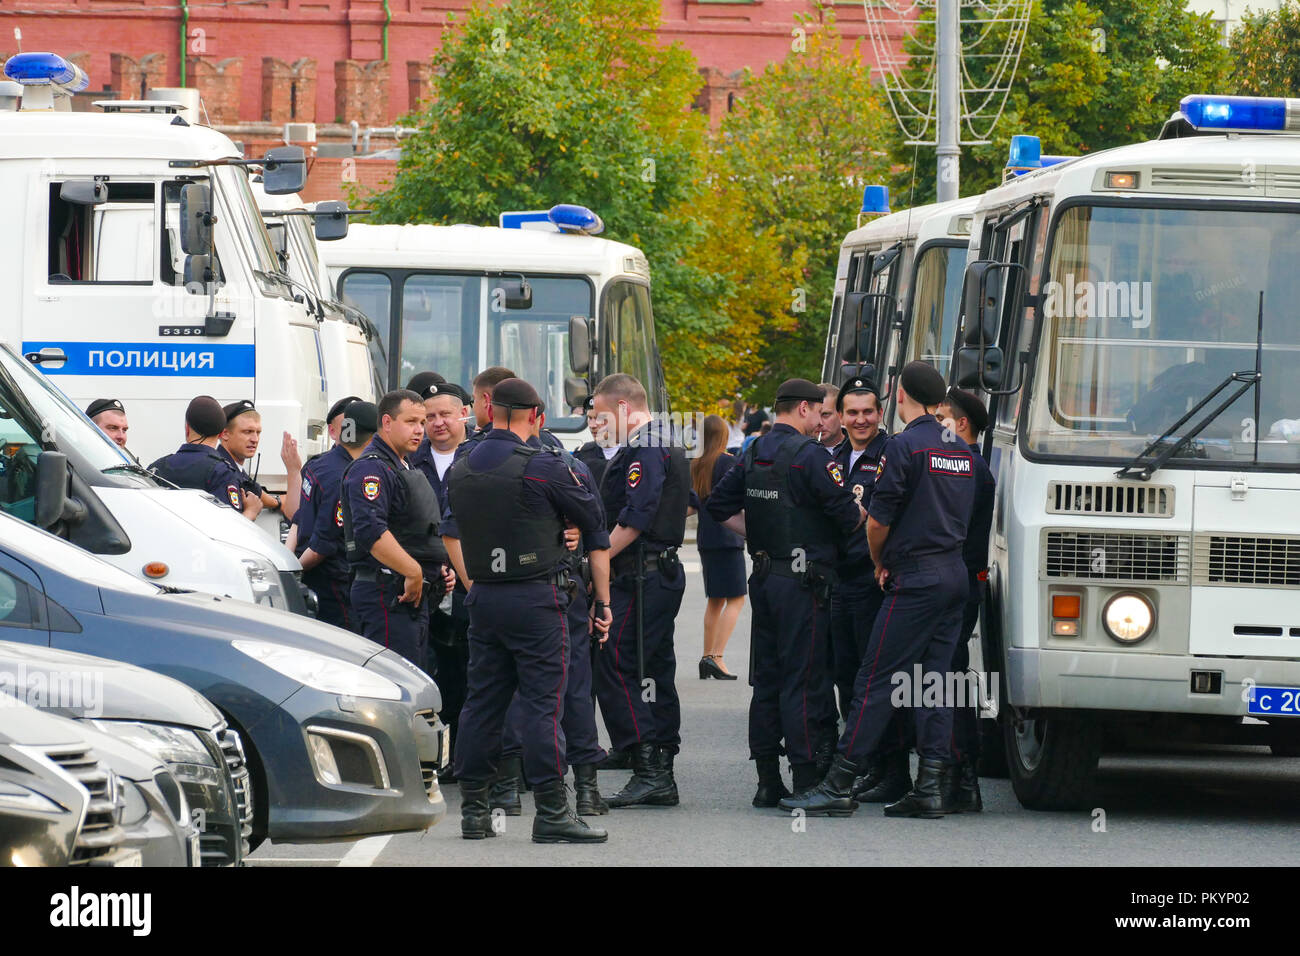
[1006,134,1041,172]
[1040,155,1073,169]
[1179,94,1290,132]
[548,204,604,236]
[3,52,89,92]
[860,184,890,215]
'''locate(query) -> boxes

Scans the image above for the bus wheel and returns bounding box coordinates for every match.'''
[1005,712,1101,810]
[977,717,1009,778]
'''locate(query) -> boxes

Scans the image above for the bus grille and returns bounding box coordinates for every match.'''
[1046,481,1174,517]
[1193,534,1300,588]
[1042,530,1189,583]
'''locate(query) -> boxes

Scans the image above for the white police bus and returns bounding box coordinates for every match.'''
[322,205,670,447]
[1,53,329,488]
[955,98,1300,808]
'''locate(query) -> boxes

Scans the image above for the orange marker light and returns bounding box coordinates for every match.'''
[1052,594,1081,619]
[142,562,169,579]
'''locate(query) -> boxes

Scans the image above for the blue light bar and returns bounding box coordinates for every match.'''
[1040,155,1074,168]
[3,52,89,92]
[860,184,890,215]
[1179,94,1295,132]
[548,204,603,236]
[1006,134,1041,172]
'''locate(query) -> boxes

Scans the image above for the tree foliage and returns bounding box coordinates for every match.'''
[1231,1,1300,96]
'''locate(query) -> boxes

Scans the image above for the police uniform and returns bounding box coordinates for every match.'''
[149,396,251,512]
[442,378,608,843]
[293,441,357,631]
[219,400,268,499]
[707,379,863,802]
[781,361,976,818]
[341,431,448,668]
[594,416,692,808]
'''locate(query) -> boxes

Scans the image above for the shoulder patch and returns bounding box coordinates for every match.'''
[335,501,344,527]
[227,485,241,509]
[927,450,974,477]
[301,474,314,500]
[362,475,382,501]
[876,454,886,479]
[627,461,642,489]
[826,460,845,486]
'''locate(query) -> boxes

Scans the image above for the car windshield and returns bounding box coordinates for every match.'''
[1026,203,1300,466]
[0,344,131,475]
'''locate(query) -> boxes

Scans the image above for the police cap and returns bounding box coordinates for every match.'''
[421,380,470,405]
[342,400,379,435]
[774,378,824,404]
[185,396,227,439]
[945,386,989,433]
[86,398,124,418]
[899,361,947,406]
[326,395,364,424]
[222,399,256,423]
[491,377,542,410]
[835,377,878,413]
[406,371,447,395]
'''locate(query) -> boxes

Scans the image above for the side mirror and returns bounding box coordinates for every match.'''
[840,291,876,362]
[564,376,591,410]
[953,346,1005,390]
[261,146,307,195]
[313,200,350,241]
[179,183,213,255]
[494,277,532,310]
[962,260,1021,347]
[568,315,591,375]
[59,180,106,206]
[266,222,288,262]
[35,451,84,530]
[183,254,221,293]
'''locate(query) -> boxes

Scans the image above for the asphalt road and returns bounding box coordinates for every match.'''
[249,554,1300,867]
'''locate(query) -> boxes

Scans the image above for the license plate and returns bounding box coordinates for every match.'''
[1247,686,1300,716]
[114,849,143,867]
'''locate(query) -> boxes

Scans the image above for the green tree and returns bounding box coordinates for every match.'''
[889,0,1231,205]
[717,4,893,393]
[1231,1,1300,96]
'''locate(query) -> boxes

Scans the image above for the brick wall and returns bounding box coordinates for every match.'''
[301,155,398,205]
[193,57,243,126]
[262,57,318,124]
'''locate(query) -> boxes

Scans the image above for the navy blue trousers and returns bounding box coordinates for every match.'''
[838,555,968,763]
[747,572,834,767]
[351,572,429,669]
[950,573,984,762]
[502,584,606,769]
[454,580,571,786]
[306,566,357,633]
[829,573,885,725]
[594,569,684,754]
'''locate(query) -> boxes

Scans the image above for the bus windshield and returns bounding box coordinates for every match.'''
[906,243,966,382]
[1027,203,1300,466]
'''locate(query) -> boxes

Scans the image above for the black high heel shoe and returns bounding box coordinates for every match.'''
[700,655,739,681]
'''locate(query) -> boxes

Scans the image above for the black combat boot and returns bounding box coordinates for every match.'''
[460,780,496,840]
[884,757,957,818]
[777,754,858,817]
[814,738,835,779]
[851,750,912,804]
[606,743,679,808]
[531,779,608,844]
[595,747,632,771]
[573,764,609,816]
[752,756,790,808]
[790,762,822,794]
[951,757,983,813]
[658,746,680,796]
[489,754,523,816]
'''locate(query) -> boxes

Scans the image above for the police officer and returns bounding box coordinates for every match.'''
[150,396,263,520]
[294,401,377,632]
[707,379,865,805]
[780,361,976,818]
[442,378,612,843]
[86,398,129,450]
[574,395,614,488]
[314,395,364,457]
[816,382,844,450]
[220,400,297,519]
[341,389,453,668]
[410,381,470,505]
[936,386,996,812]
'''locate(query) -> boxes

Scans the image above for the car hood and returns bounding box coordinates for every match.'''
[0,640,222,730]
[0,693,88,748]
[99,588,385,667]
[145,488,300,571]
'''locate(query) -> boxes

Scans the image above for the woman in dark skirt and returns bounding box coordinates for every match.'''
[692,414,745,680]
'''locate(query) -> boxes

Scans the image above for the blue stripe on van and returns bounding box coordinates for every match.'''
[22,342,255,377]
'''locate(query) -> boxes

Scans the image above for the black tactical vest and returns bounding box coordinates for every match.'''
[574,442,609,488]
[643,444,690,548]
[446,444,569,582]
[342,453,447,568]
[741,432,836,560]
[149,446,226,491]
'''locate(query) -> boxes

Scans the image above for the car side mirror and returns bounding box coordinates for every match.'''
[261,146,307,195]
[840,291,876,362]
[35,452,85,530]
[183,254,221,293]
[179,183,213,255]
[313,200,350,241]
[564,376,591,410]
[569,315,591,374]
[59,180,106,206]
[962,260,1021,347]
[953,346,1005,390]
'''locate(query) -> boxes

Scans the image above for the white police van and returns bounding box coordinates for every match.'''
[321,205,670,447]
[1,53,329,493]
[954,97,1300,808]
[822,185,980,434]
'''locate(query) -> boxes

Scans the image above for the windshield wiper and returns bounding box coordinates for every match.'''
[1116,291,1265,481]
[103,461,159,480]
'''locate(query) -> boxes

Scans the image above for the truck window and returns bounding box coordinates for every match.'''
[340,271,393,358]
[491,275,590,429]
[401,274,476,386]
[48,181,154,284]
[604,280,655,396]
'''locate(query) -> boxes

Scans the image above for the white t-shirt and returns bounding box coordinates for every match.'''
[849,448,866,472]
[602,444,621,460]
[432,448,456,481]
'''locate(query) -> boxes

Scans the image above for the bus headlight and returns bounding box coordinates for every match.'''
[1102,593,1154,644]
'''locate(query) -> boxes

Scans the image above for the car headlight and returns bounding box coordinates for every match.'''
[119,779,149,827]
[242,557,288,609]
[1102,592,1154,644]
[90,721,223,787]
[232,640,402,701]
[0,779,63,813]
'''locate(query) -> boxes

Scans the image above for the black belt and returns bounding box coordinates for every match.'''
[351,565,396,583]
[611,548,666,577]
